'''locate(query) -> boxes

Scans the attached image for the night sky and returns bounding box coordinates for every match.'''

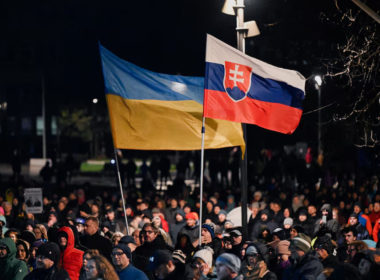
[2,0,378,154]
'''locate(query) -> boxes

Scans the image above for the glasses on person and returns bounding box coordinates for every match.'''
[112,251,125,256]
[0,245,7,250]
[142,230,154,234]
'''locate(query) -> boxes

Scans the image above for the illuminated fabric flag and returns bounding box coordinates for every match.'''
[204,34,306,134]
[99,44,245,151]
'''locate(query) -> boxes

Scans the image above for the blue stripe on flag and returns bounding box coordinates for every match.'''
[205,62,305,109]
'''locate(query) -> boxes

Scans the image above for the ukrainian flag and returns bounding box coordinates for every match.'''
[99,44,245,151]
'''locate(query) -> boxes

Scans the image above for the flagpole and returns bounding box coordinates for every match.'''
[235,0,249,240]
[113,148,130,235]
[198,117,206,246]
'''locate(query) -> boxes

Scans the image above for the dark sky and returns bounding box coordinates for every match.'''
[2,0,377,152]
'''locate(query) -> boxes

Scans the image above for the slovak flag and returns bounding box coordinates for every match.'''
[203,34,306,134]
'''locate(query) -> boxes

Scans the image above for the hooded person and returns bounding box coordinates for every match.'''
[24,242,70,280]
[314,204,339,238]
[0,215,9,236]
[175,232,196,261]
[241,242,277,280]
[250,209,278,240]
[57,226,84,280]
[169,209,186,245]
[0,237,28,280]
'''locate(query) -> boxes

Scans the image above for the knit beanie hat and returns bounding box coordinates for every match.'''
[283,218,293,226]
[202,224,215,239]
[186,212,199,221]
[276,240,291,256]
[172,249,187,264]
[291,233,311,253]
[314,235,333,254]
[219,210,228,217]
[114,243,132,259]
[216,253,241,274]
[37,242,60,264]
[193,247,214,268]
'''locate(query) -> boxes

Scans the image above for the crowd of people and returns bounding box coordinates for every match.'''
[0,148,380,280]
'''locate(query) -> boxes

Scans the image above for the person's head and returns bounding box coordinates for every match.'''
[75,217,86,233]
[33,224,48,240]
[85,255,118,280]
[83,249,100,267]
[201,224,215,243]
[218,210,227,223]
[230,229,243,245]
[105,209,115,221]
[206,201,214,212]
[175,210,185,223]
[349,213,359,226]
[148,249,176,279]
[5,229,19,243]
[298,209,308,222]
[170,198,178,209]
[343,227,357,244]
[353,203,362,214]
[276,240,291,264]
[192,248,213,277]
[132,229,141,246]
[111,232,124,247]
[142,223,159,243]
[215,253,241,280]
[35,242,60,270]
[185,212,198,227]
[16,239,30,261]
[373,202,380,213]
[119,235,137,252]
[84,217,99,236]
[0,238,13,259]
[111,244,131,271]
[260,211,269,222]
[314,235,334,260]
[290,225,304,239]
[307,205,317,216]
[291,233,312,258]
[283,218,293,230]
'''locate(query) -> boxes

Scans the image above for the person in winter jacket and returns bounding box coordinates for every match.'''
[80,216,113,262]
[179,212,200,246]
[24,242,70,280]
[169,209,186,245]
[348,213,369,240]
[57,226,84,280]
[112,243,148,280]
[314,204,339,239]
[352,202,372,236]
[250,209,278,241]
[283,233,324,280]
[134,223,171,279]
[241,242,277,280]
[0,237,28,280]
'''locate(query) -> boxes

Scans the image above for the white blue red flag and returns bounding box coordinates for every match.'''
[203,34,306,134]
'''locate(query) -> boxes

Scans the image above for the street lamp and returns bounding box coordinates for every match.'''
[92,98,98,104]
[314,75,323,154]
[221,0,260,240]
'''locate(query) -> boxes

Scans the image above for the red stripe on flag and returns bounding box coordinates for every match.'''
[203,89,303,134]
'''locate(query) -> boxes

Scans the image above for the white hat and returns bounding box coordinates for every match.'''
[193,247,214,268]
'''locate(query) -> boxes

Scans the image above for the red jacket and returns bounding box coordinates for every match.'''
[58,226,84,280]
[373,218,380,243]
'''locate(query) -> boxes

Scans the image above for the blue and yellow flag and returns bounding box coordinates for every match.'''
[99,44,245,151]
